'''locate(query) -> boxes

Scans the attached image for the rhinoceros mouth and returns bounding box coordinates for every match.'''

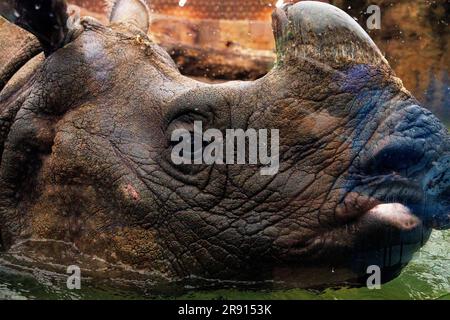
[277,204,429,283]
[337,185,427,243]
[274,179,430,273]
[359,203,421,231]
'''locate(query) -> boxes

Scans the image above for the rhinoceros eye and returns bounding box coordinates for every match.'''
[165,111,213,175]
[166,110,211,146]
[168,130,209,162]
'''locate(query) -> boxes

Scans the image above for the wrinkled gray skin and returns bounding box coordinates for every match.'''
[0,0,449,287]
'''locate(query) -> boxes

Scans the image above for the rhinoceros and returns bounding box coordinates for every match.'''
[0,0,448,287]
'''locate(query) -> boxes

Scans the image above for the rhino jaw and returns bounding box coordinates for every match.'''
[272,1,389,68]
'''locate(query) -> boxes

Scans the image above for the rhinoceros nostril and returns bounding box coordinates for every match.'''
[364,143,425,176]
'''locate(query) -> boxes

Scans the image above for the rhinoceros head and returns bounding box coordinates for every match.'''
[0,0,448,286]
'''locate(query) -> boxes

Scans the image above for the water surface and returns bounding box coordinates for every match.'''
[0,230,449,300]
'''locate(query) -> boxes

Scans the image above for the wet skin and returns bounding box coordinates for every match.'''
[0,1,449,287]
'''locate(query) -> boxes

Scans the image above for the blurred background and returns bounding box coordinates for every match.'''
[69,0,449,124]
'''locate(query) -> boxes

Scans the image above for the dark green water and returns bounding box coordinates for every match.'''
[0,230,449,300]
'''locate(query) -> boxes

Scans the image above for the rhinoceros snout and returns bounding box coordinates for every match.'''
[354,104,450,232]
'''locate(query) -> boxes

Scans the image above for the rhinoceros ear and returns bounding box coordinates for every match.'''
[0,0,69,56]
[107,0,150,33]
[271,2,389,69]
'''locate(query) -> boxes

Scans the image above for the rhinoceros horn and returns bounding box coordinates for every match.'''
[0,0,69,56]
[108,0,150,34]
[272,1,390,69]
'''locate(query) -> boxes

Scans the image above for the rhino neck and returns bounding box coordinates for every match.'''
[272,2,389,70]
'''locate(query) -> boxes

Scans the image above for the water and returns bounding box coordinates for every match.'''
[0,230,449,300]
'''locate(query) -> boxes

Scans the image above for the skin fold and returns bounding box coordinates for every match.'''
[0,0,448,287]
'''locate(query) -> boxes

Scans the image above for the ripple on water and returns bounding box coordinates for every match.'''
[0,231,449,300]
